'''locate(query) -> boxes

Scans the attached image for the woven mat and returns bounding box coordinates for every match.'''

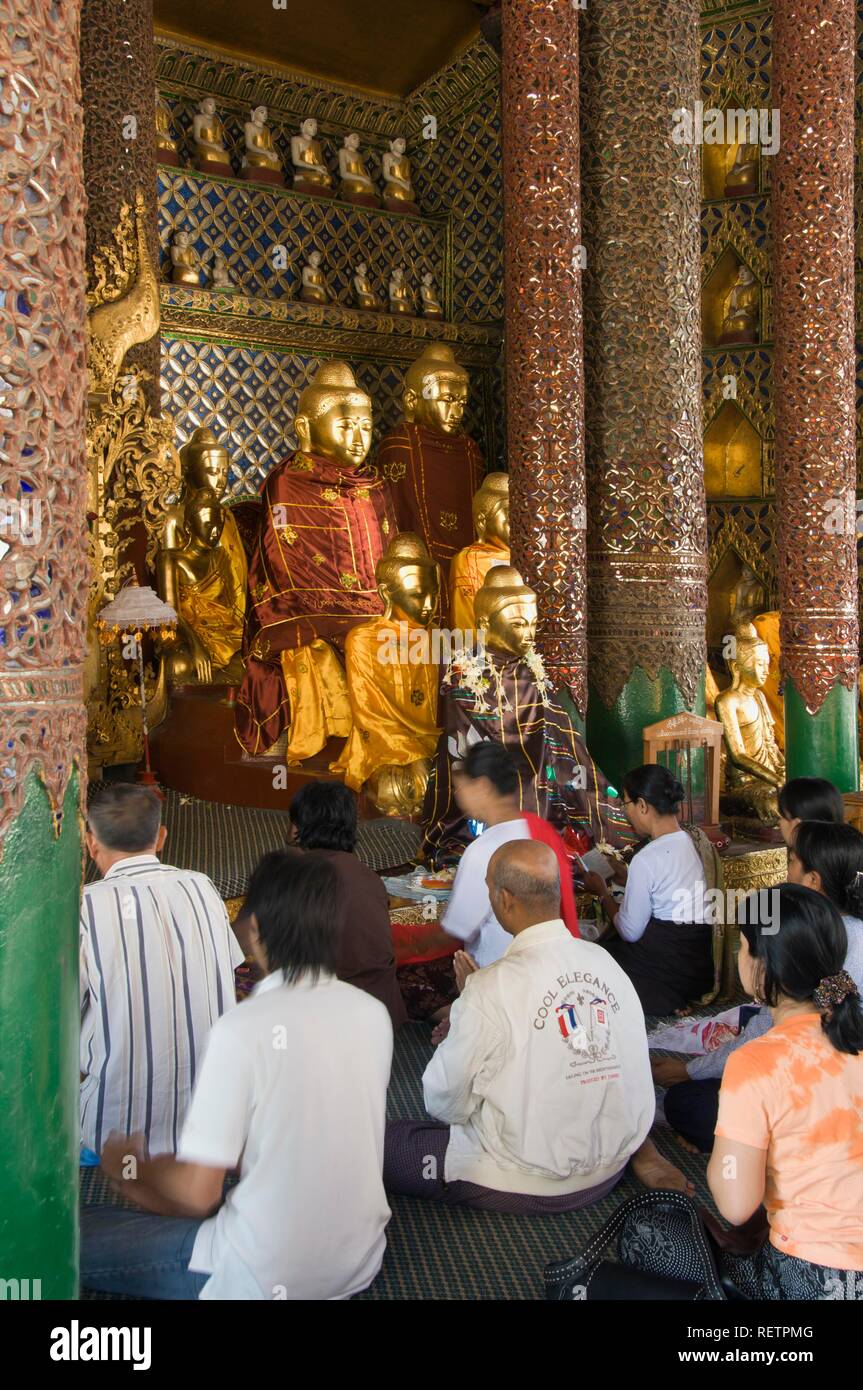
[85,786,422,899]
[81,1021,714,1302]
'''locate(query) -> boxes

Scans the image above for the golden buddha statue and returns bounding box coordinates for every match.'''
[193,97,232,177]
[162,425,248,630]
[338,132,379,206]
[382,136,418,213]
[291,117,333,196]
[475,564,536,659]
[419,272,444,320]
[300,250,330,305]
[715,622,785,822]
[752,609,784,751]
[730,564,766,626]
[155,87,180,167]
[209,251,237,293]
[170,229,201,287]
[235,361,397,760]
[725,140,759,197]
[157,487,246,685]
[719,265,759,345]
[388,266,413,315]
[377,343,484,613]
[332,534,441,817]
[242,106,284,185]
[450,471,510,634]
[353,261,382,311]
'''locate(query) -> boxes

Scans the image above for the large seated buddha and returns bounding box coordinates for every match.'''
[235,361,396,760]
[377,343,484,618]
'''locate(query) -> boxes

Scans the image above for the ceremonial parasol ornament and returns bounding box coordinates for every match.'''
[96,585,177,788]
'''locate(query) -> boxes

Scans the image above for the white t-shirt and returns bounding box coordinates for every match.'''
[179,971,393,1300]
[423,920,654,1195]
[442,818,530,967]
[615,830,707,943]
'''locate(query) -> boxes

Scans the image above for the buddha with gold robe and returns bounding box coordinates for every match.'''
[422,566,630,857]
[242,106,284,186]
[338,133,379,207]
[377,343,485,618]
[419,272,444,320]
[382,136,418,214]
[449,471,510,634]
[158,487,246,685]
[719,265,759,345]
[332,534,441,817]
[725,140,759,197]
[193,97,232,178]
[155,87,181,167]
[300,250,330,305]
[235,361,397,760]
[170,230,201,287]
[388,267,413,315]
[353,261,381,311]
[291,117,333,196]
[715,622,785,821]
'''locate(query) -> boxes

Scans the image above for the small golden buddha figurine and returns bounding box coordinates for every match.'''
[338,132,379,207]
[209,251,238,293]
[725,140,759,197]
[715,622,785,822]
[242,105,284,186]
[332,534,441,817]
[353,261,382,311]
[450,472,510,634]
[170,229,201,287]
[729,564,766,627]
[157,486,246,685]
[162,426,248,617]
[419,272,444,320]
[155,87,181,167]
[388,266,413,315]
[291,117,333,196]
[719,265,759,345]
[382,136,418,214]
[300,250,330,305]
[193,97,232,177]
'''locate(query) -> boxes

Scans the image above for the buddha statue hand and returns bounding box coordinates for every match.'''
[366,758,432,818]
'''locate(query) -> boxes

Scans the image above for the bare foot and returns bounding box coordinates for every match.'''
[671,1130,701,1157]
[630,1136,695,1195]
[674,1004,693,1018]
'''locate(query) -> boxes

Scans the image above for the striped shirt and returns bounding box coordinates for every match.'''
[80,854,244,1155]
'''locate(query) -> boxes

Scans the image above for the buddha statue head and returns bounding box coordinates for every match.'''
[301,117,318,140]
[294,360,373,468]
[473,471,510,549]
[251,105,267,126]
[185,487,225,550]
[200,97,217,118]
[390,137,406,157]
[403,343,469,435]
[180,427,230,497]
[727,621,770,689]
[474,565,537,658]
[344,132,361,152]
[376,533,439,628]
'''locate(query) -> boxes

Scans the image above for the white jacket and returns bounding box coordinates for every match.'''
[423,920,654,1195]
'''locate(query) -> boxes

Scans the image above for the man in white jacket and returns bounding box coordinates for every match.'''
[385,839,686,1210]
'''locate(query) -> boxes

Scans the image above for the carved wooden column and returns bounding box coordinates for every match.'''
[581,0,707,786]
[0,0,88,1297]
[773,0,859,788]
[500,0,587,710]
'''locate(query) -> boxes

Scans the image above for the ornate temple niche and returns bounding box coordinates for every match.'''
[702,246,761,349]
[701,98,761,201]
[704,399,762,500]
[706,545,768,670]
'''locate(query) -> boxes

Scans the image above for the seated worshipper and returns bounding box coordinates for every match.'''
[80,784,243,1160]
[707,885,863,1299]
[581,764,711,1016]
[658,815,863,1154]
[81,852,393,1300]
[385,839,687,1211]
[288,781,406,1029]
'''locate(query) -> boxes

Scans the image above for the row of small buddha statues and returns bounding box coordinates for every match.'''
[156,89,420,213]
[154,341,782,822]
[168,232,443,317]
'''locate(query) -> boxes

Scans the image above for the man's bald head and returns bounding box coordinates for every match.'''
[487,839,561,933]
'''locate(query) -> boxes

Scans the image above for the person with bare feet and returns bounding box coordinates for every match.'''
[384,838,691,1211]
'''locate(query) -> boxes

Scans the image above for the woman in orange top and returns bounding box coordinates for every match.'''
[709,883,863,1299]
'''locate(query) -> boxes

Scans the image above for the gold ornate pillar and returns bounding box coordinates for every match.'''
[773,0,859,789]
[500,0,587,709]
[581,0,707,786]
[0,0,88,1295]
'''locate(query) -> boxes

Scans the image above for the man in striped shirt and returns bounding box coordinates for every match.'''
[80,784,244,1156]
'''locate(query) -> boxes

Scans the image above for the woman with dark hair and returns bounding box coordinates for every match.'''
[709,884,863,1298]
[289,782,406,1029]
[778,776,845,846]
[82,850,394,1300]
[582,764,711,1015]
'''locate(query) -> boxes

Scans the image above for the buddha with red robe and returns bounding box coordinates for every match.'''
[235,361,396,760]
[376,343,484,618]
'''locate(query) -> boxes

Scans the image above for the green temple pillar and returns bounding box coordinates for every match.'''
[580,0,707,790]
[0,1,88,1297]
[773,0,859,793]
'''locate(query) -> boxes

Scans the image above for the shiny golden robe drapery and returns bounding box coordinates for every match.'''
[235,450,396,756]
[449,541,510,634]
[177,539,245,670]
[331,617,441,789]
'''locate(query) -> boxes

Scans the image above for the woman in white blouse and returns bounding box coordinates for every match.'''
[583,764,711,1016]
